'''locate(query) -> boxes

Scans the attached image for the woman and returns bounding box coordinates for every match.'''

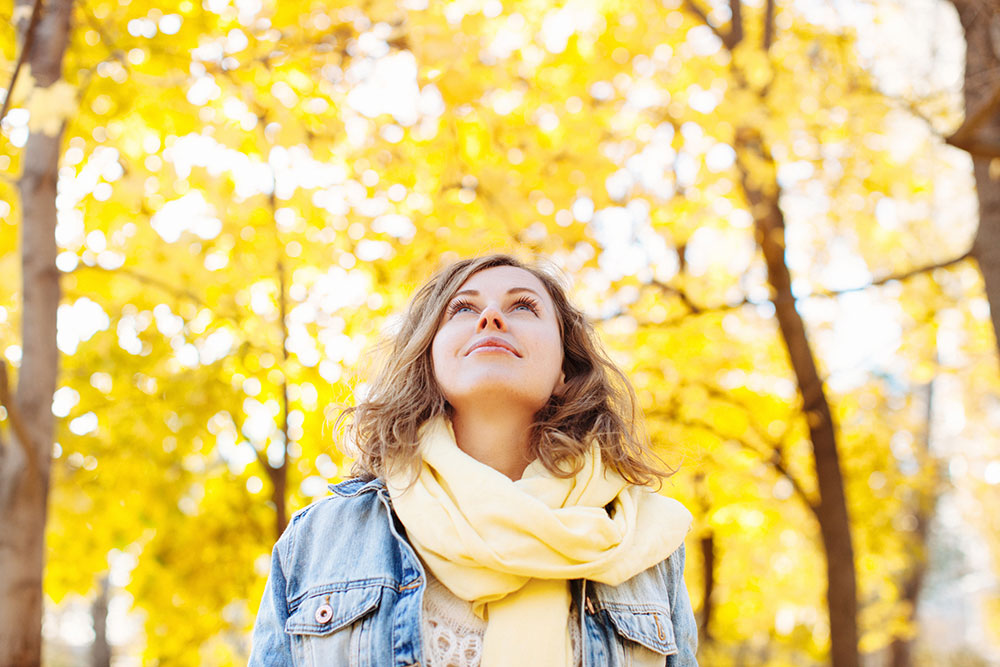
[249,254,698,667]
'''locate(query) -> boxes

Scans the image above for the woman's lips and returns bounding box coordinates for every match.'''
[466,337,520,357]
[469,344,516,355]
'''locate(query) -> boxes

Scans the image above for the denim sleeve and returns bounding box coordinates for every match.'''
[666,542,699,666]
[248,536,294,666]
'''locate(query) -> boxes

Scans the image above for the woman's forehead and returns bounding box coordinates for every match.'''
[456,265,549,295]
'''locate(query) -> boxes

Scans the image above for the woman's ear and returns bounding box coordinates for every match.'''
[552,370,567,397]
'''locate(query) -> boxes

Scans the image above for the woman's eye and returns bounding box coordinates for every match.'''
[447,300,476,316]
[512,298,539,313]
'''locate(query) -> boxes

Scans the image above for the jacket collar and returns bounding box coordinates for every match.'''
[328,477,385,497]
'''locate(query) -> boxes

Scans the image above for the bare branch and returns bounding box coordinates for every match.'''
[79,0,130,70]
[767,446,816,515]
[649,279,704,314]
[861,249,974,287]
[845,74,953,141]
[947,81,1000,150]
[693,380,792,444]
[674,414,818,515]
[946,138,1000,158]
[682,0,730,48]
[875,82,1000,159]
[68,264,254,333]
[625,250,975,327]
[0,0,44,128]
[0,360,38,474]
[763,0,776,51]
[71,265,209,308]
[250,439,274,478]
[729,0,744,50]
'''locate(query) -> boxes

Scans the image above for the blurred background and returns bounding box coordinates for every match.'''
[2,0,999,665]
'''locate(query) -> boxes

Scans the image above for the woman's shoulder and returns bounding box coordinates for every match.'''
[285,477,387,530]
[266,477,410,617]
[277,477,397,571]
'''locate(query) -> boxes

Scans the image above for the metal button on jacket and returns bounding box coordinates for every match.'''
[314,603,333,624]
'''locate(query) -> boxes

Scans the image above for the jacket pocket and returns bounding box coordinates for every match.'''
[600,601,678,663]
[284,582,384,667]
[286,582,383,634]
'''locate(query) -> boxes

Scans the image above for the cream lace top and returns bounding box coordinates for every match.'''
[421,569,583,667]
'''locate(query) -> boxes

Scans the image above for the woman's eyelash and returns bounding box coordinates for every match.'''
[447,299,476,316]
[511,296,539,313]
[446,296,540,316]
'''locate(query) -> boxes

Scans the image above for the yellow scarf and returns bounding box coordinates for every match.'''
[386,415,692,667]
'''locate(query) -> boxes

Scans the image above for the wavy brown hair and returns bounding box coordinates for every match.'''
[337,254,672,486]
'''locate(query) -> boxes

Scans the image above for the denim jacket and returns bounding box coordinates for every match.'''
[250,477,699,666]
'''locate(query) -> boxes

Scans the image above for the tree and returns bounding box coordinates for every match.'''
[0,0,75,664]
[1,0,995,664]
[945,0,1000,365]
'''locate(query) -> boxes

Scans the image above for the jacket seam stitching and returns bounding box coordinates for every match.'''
[287,579,392,610]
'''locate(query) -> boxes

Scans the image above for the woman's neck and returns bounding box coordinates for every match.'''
[449,408,535,481]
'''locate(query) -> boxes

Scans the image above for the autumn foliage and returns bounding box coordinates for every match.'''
[1,0,999,665]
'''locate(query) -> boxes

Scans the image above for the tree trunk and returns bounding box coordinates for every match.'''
[947,0,1000,365]
[699,531,715,643]
[271,191,288,540]
[735,127,859,667]
[889,379,941,667]
[0,0,74,664]
[90,573,111,667]
[676,2,861,663]
[694,472,715,643]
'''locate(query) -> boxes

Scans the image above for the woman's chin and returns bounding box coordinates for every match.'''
[445,385,553,415]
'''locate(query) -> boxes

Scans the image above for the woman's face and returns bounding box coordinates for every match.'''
[431,266,566,414]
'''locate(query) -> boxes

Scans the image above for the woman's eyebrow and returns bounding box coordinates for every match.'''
[453,287,543,298]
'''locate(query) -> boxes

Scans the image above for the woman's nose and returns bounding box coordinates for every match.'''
[477,304,507,331]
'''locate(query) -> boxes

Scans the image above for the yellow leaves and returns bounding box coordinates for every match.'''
[26,76,78,136]
[984,591,1000,646]
[434,66,478,108]
[9,1,992,664]
[457,117,489,162]
[910,360,937,384]
[11,3,33,25]
[734,44,774,91]
[8,64,35,107]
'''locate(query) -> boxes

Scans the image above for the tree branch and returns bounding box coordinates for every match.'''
[859,249,974,288]
[947,81,1000,151]
[67,264,256,334]
[694,379,795,444]
[728,0,743,50]
[946,138,1000,158]
[867,74,1000,159]
[79,0,130,70]
[0,360,39,474]
[845,75,953,141]
[763,0,776,52]
[626,250,975,327]
[71,264,209,308]
[649,279,704,314]
[682,0,730,48]
[250,439,273,478]
[767,445,816,516]
[675,414,818,515]
[0,0,44,128]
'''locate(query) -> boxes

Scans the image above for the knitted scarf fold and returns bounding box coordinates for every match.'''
[386,415,693,667]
